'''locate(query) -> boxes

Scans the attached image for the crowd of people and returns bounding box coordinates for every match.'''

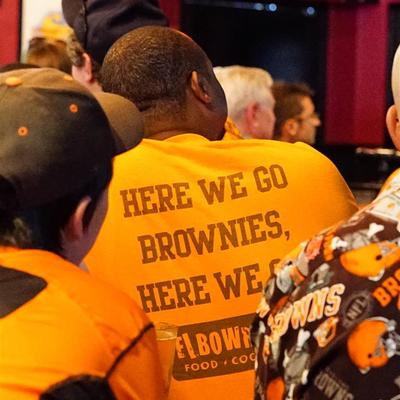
[0,0,399,399]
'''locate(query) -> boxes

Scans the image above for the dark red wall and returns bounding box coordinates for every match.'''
[0,0,397,146]
[159,0,180,28]
[325,2,391,145]
[0,0,20,65]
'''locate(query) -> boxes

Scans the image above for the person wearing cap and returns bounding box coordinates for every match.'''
[0,68,163,399]
[251,44,400,400]
[84,26,358,400]
[62,0,168,92]
[214,65,276,140]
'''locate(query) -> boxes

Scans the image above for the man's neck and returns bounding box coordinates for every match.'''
[143,112,224,141]
[146,129,195,141]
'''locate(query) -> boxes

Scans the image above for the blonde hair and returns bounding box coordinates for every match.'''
[214,65,274,121]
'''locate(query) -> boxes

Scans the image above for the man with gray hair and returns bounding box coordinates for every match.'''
[214,65,275,140]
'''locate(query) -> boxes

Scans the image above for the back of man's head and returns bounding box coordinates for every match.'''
[102,26,227,140]
[392,46,400,112]
[214,65,275,139]
[387,45,400,150]
[214,65,273,120]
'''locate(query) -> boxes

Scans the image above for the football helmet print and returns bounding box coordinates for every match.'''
[347,317,400,374]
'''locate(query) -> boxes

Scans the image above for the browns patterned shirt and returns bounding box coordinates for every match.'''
[251,169,400,400]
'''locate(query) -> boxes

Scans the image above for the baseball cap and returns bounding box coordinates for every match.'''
[0,68,143,211]
[62,0,168,64]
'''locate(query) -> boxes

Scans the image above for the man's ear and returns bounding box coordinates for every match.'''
[387,105,400,150]
[244,102,260,131]
[190,71,212,104]
[71,53,95,85]
[62,196,92,242]
[281,118,299,142]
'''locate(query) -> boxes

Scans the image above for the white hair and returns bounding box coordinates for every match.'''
[214,65,274,121]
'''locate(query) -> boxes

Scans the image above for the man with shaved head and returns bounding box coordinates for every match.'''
[86,26,357,400]
[101,27,227,140]
[251,44,400,400]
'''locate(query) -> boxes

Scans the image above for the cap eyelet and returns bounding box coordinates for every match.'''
[18,126,29,137]
[69,104,78,113]
[5,77,22,87]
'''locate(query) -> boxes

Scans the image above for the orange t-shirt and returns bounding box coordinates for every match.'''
[86,134,357,400]
[0,248,164,400]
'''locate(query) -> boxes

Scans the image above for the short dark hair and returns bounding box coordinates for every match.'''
[272,82,314,138]
[66,33,102,82]
[101,26,213,124]
[0,161,111,255]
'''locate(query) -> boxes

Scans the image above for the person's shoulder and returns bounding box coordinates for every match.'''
[5,249,150,338]
[53,258,154,356]
[113,136,338,176]
[63,261,150,336]
[212,138,318,153]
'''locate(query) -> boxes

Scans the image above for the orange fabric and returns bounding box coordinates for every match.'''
[223,118,244,140]
[0,248,163,399]
[251,169,400,398]
[86,134,357,400]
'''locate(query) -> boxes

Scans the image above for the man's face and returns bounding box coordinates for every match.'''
[294,96,321,144]
[251,90,276,140]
